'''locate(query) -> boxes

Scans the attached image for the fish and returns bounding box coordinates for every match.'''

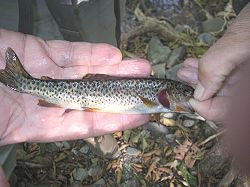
[0,47,194,114]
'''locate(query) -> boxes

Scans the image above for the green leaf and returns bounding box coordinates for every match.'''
[178,163,197,187]
[142,137,149,152]
[123,130,131,143]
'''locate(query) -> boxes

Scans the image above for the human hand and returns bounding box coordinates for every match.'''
[178,3,250,122]
[177,58,235,122]
[0,29,151,145]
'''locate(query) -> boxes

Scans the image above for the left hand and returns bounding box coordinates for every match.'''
[0,29,151,145]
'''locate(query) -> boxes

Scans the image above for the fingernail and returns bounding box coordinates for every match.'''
[194,82,205,100]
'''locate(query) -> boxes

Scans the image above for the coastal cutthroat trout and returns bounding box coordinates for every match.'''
[0,47,194,114]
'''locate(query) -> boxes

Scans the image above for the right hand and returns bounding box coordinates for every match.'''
[178,2,250,122]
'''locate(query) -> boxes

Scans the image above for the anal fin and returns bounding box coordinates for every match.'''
[83,107,102,112]
[82,73,121,80]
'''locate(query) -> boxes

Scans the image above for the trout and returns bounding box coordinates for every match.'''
[0,48,194,114]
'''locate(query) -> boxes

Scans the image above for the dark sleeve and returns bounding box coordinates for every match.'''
[18,0,33,34]
[232,0,250,14]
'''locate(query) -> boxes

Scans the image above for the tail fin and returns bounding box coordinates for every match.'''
[0,47,31,91]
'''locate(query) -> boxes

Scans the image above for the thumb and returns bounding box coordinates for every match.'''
[189,97,230,123]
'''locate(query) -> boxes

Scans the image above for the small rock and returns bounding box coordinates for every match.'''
[54,142,64,149]
[72,168,88,181]
[71,148,78,155]
[147,36,171,65]
[202,17,224,33]
[62,141,70,149]
[79,145,89,154]
[144,122,169,137]
[183,119,196,127]
[125,147,141,157]
[88,166,103,177]
[162,112,176,119]
[167,47,186,68]
[152,63,166,78]
[175,24,186,32]
[165,134,175,143]
[54,141,70,149]
[165,63,182,81]
[93,178,106,186]
[121,179,139,187]
[197,33,216,45]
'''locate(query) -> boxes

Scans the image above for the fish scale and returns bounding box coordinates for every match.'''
[0,48,194,114]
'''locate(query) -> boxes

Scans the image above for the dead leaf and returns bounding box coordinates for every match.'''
[143,150,157,157]
[185,143,200,168]
[170,182,175,187]
[145,157,161,180]
[54,152,68,162]
[115,169,122,185]
[173,139,192,160]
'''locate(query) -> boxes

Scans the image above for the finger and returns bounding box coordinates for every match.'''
[114,59,152,76]
[62,112,150,138]
[182,58,199,69]
[195,25,250,101]
[45,41,122,67]
[189,97,230,122]
[177,66,198,85]
[60,59,151,78]
[22,112,149,142]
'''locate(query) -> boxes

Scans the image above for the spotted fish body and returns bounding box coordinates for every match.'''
[0,48,194,114]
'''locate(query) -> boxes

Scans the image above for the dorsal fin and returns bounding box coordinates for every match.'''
[82,73,124,80]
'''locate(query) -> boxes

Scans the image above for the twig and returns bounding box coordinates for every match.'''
[121,7,194,49]
[198,129,226,147]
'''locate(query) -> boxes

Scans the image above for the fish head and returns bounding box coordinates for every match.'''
[157,81,194,113]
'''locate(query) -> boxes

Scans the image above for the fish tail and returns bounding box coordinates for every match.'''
[0,47,31,91]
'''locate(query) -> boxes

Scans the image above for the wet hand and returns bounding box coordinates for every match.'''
[0,29,151,145]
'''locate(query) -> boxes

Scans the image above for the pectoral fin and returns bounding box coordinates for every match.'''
[82,74,96,79]
[138,95,158,108]
[82,73,122,80]
[83,107,102,112]
[41,76,53,80]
